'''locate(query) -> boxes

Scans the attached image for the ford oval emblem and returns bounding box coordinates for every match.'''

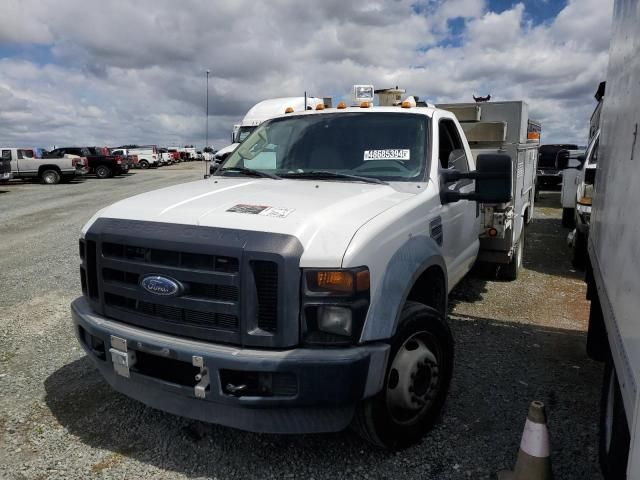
[140,275,182,296]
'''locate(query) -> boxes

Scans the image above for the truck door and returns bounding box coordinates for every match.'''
[18,149,37,174]
[2,149,14,174]
[438,119,480,286]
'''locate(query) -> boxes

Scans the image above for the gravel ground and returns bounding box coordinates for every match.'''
[0,168,603,480]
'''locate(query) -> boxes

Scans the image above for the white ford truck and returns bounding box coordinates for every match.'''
[72,97,513,448]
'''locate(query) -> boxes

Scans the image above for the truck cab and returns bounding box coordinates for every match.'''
[72,99,511,448]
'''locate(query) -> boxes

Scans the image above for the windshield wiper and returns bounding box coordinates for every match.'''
[280,170,388,185]
[218,166,282,180]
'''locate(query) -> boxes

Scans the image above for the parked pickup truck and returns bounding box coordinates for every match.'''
[114,146,160,169]
[48,147,128,179]
[537,143,580,187]
[72,96,512,448]
[1,147,87,184]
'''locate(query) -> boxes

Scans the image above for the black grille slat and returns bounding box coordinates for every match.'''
[105,293,239,331]
[102,242,238,273]
[102,268,239,303]
[252,261,279,333]
[86,240,99,299]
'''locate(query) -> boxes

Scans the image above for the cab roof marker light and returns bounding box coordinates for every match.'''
[336,101,347,109]
[284,107,294,114]
[401,96,417,108]
[315,103,325,110]
[360,101,371,108]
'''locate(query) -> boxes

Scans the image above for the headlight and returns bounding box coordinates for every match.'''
[302,267,370,346]
[317,306,352,336]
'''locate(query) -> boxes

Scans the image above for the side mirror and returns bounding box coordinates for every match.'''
[441,153,512,204]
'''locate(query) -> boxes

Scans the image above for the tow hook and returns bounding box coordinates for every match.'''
[109,336,136,378]
[192,356,210,399]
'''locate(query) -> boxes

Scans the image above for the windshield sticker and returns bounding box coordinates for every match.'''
[364,149,410,161]
[227,204,269,214]
[226,204,294,218]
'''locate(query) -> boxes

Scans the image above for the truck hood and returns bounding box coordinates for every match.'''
[85,177,414,267]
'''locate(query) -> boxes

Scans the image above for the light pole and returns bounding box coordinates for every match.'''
[204,69,210,178]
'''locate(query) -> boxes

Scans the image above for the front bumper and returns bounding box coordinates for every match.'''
[71,297,388,434]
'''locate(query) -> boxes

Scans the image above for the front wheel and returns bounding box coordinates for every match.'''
[352,301,454,449]
[40,169,61,184]
[599,359,630,478]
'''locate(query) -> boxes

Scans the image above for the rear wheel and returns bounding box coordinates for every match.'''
[139,160,150,169]
[95,165,112,179]
[500,228,524,281]
[40,169,61,185]
[562,207,575,228]
[352,301,454,449]
[599,359,630,479]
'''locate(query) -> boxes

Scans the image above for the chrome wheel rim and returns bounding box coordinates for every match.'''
[386,332,441,425]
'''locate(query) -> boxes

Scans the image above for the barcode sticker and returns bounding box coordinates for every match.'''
[364,149,410,161]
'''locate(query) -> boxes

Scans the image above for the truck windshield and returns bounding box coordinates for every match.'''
[221,112,428,182]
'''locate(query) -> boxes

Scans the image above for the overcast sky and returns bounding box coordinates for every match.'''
[0,0,613,149]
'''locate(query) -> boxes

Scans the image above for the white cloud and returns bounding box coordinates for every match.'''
[0,0,614,148]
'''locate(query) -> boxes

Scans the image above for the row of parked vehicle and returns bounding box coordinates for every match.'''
[0,145,205,185]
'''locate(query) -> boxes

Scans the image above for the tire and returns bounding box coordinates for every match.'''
[586,291,607,362]
[40,169,61,185]
[95,165,112,179]
[352,301,454,449]
[572,230,587,270]
[139,160,150,169]
[500,228,524,281]
[599,359,630,479]
[562,207,576,228]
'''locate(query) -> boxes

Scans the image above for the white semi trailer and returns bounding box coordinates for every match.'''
[584,0,640,478]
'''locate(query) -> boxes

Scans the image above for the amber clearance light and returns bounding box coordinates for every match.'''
[307,269,370,294]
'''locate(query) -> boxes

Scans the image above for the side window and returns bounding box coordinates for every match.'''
[1,150,11,160]
[18,150,24,159]
[439,119,469,173]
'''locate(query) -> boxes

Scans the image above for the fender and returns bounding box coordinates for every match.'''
[359,234,447,343]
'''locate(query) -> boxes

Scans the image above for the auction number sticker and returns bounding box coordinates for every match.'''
[363,149,410,161]
[226,204,295,218]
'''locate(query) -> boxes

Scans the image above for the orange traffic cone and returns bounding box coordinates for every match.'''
[498,400,553,480]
